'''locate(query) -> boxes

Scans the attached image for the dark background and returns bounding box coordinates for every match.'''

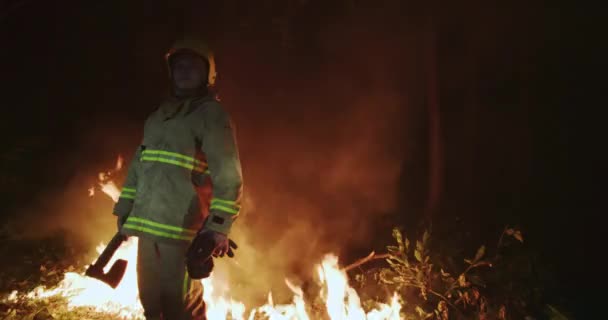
[1,0,603,317]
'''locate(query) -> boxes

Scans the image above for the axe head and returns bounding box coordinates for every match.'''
[85,259,128,289]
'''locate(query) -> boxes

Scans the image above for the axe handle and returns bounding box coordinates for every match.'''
[93,232,126,269]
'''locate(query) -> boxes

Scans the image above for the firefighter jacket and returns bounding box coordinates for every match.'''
[113,94,243,244]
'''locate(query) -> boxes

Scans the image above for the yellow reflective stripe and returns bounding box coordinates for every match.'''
[122,224,194,241]
[126,217,197,235]
[141,156,194,169]
[211,198,240,208]
[210,204,239,214]
[182,270,189,298]
[142,150,202,165]
[120,188,136,199]
[141,156,206,172]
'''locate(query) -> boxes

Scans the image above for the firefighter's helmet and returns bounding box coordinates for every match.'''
[165,36,217,86]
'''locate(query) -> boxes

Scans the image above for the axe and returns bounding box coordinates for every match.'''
[85,232,128,288]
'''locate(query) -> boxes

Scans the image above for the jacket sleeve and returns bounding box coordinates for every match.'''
[113,147,141,217]
[200,102,243,235]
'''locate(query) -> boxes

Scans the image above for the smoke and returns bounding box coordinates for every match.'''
[4,120,142,249]
[211,17,410,303]
[219,89,406,303]
[5,167,117,249]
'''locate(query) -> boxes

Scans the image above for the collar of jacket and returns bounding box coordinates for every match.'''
[159,93,215,120]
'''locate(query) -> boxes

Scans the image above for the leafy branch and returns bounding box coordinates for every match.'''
[349,226,531,319]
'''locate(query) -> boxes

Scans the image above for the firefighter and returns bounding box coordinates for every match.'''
[113,36,243,320]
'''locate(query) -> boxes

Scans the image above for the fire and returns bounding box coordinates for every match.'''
[6,250,401,319]
[2,156,403,319]
[200,253,401,320]
[15,238,144,319]
[88,155,124,202]
[4,248,402,319]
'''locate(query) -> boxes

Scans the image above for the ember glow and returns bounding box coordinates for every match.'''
[2,157,403,319]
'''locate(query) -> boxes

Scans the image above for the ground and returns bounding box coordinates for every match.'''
[0,229,125,320]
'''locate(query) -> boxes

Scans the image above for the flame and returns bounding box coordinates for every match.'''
[3,156,403,319]
[16,238,144,319]
[88,155,124,202]
[199,253,401,320]
[4,250,401,319]
[5,248,402,319]
[100,180,121,203]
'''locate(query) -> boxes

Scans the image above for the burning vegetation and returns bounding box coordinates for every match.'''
[0,157,568,319]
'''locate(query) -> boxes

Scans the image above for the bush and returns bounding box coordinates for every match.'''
[348,227,570,319]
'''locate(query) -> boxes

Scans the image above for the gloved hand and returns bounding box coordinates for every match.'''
[209,231,238,258]
[186,229,238,279]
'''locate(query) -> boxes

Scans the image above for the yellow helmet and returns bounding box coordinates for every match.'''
[165,36,217,86]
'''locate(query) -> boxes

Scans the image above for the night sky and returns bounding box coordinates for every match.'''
[1,0,602,317]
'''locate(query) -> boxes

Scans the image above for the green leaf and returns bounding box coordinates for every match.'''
[416,269,425,282]
[389,255,409,268]
[544,304,569,320]
[415,250,423,262]
[472,261,493,268]
[392,228,406,254]
[386,257,409,271]
[458,274,468,287]
[392,228,402,243]
[422,230,430,246]
[387,245,400,254]
[415,306,433,319]
[513,230,524,243]
[474,245,486,262]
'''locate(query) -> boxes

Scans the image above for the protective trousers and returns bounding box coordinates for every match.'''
[137,237,206,320]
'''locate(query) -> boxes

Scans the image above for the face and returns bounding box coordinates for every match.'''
[170,52,208,90]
